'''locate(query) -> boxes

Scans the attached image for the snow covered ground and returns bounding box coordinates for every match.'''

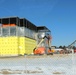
[0,54,76,75]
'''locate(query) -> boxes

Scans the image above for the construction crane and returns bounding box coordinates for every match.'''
[68,40,76,49]
[68,40,76,53]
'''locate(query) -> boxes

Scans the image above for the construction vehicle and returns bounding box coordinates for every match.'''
[33,26,53,55]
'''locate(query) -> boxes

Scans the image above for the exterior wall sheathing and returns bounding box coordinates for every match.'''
[0,36,36,56]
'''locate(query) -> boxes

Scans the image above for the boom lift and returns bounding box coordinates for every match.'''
[33,26,53,55]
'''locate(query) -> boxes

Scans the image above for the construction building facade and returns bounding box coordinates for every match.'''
[0,17,51,56]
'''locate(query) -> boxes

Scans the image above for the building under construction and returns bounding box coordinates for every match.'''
[0,16,51,56]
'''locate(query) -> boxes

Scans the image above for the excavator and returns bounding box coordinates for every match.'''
[33,26,54,55]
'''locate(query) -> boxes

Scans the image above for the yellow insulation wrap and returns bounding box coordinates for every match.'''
[0,36,36,56]
[25,37,36,54]
[0,37,18,56]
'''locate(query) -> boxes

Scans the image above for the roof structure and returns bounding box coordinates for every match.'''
[0,17,50,32]
[37,26,51,32]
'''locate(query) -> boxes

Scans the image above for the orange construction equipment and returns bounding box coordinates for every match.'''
[33,26,53,55]
[33,47,45,55]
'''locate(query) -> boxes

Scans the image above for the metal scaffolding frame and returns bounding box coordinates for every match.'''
[0,17,37,39]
